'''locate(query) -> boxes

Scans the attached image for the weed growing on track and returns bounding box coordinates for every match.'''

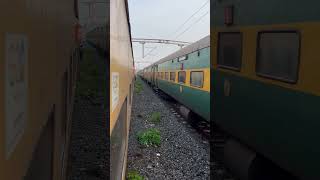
[127,171,144,180]
[134,80,143,94]
[137,129,161,147]
[150,112,161,123]
[76,48,106,104]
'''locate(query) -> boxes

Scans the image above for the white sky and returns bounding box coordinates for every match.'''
[128,0,210,70]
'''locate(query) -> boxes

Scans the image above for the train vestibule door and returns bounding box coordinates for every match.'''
[155,65,158,87]
[151,67,155,85]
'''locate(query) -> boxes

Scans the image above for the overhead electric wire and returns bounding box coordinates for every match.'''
[174,10,209,40]
[144,2,209,67]
[168,0,209,38]
[144,46,157,58]
[133,0,210,68]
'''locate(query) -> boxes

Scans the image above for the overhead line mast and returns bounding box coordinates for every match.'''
[132,38,191,58]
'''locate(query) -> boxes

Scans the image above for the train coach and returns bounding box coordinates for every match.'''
[110,0,135,179]
[0,0,81,179]
[212,1,320,180]
[141,35,210,122]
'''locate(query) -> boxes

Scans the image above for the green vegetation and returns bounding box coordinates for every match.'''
[150,112,161,123]
[75,48,106,105]
[127,171,144,180]
[134,79,143,94]
[137,129,161,147]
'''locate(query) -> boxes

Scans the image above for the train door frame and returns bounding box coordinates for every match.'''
[155,65,158,87]
[150,67,153,84]
[151,66,156,85]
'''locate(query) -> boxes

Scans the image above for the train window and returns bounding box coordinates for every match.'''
[190,71,204,88]
[178,55,188,62]
[217,32,242,70]
[165,72,169,80]
[197,50,200,56]
[256,32,300,83]
[178,71,186,83]
[170,72,176,82]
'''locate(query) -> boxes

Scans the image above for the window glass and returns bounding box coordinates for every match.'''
[256,32,300,82]
[178,55,188,61]
[178,71,186,83]
[218,32,242,70]
[170,72,175,81]
[190,71,204,87]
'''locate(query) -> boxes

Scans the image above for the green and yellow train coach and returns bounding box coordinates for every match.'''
[141,36,210,122]
[212,1,320,179]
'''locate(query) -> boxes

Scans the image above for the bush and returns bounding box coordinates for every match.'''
[137,129,161,147]
[134,81,143,94]
[127,171,144,180]
[150,112,161,123]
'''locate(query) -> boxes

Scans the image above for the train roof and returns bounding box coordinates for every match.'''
[145,35,210,69]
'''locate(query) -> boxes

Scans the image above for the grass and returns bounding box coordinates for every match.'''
[127,171,144,180]
[137,129,161,147]
[75,48,106,103]
[134,80,143,94]
[150,112,161,123]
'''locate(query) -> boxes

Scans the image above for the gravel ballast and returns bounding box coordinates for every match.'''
[67,46,108,180]
[127,78,210,180]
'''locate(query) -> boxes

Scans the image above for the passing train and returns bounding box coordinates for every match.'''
[110,0,135,179]
[212,1,320,180]
[0,0,81,179]
[140,35,210,122]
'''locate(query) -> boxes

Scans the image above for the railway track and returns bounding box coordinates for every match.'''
[149,82,297,180]
[152,85,210,140]
[128,78,210,179]
[148,82,236,180]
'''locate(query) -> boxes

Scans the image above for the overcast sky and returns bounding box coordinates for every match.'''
[128,0,210,70]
